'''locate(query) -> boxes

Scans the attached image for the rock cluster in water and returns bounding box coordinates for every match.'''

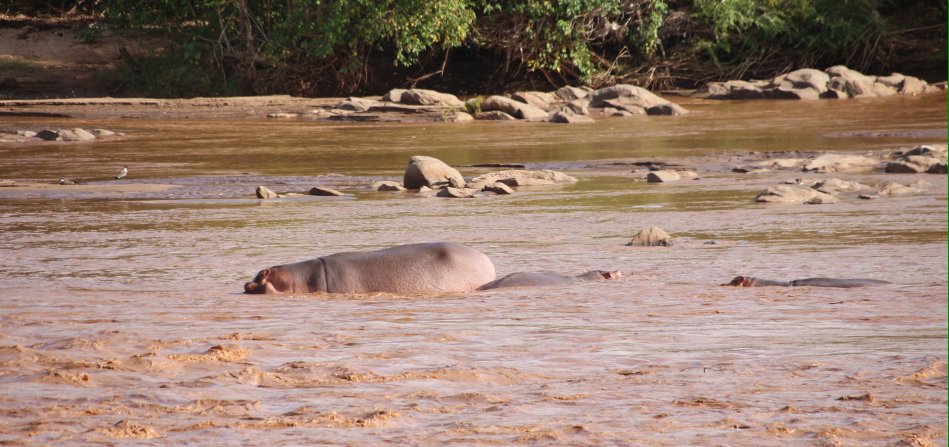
[0,127,121,142]
[311,85,687,124]
[694,66,945,100]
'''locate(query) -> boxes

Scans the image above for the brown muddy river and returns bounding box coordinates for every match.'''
[0,94,946,446]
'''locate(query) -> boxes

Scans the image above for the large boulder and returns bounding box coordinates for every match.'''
[511,91,556,111]
[802,153,881,173]
[781,68,830,92]
[755,185,838,204]
[382,88,407,102]
[467,169,577,189]
[589,84,672,110]
[481,95,550,120]
[403,156,466,189]
[551,86,590,102]
[400,89,465,108]
[626,226,674,247]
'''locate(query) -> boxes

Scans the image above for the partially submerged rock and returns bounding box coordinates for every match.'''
[810,178,870,194]
[467,169,577,189]
[403,156,466,189]
[308,186,345,196]
[372,180,406,192]
[627,226,674,247]
[876,181,928,196]
[475,110,517,120]
[36,128,97,141]
[481,95,549,120]
[802,153,880,173]
[697,65,942,100]
[481,182,514,194]
[256,185,280,199]
[645,170,698,183]
[400,89,465,108]
[335,97,383,112]
[755,185,838,204]
[549,111,595,124]
[589,84,688,116]
[885,145,948,174]
[436,186,477,198]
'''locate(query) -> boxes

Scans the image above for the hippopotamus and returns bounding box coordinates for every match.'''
[724,276,890,288]
[244,242,495,294]
[478,270,621,291]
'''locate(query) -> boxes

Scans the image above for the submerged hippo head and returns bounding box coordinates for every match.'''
[244,268,291,294]
[723,276,753,287]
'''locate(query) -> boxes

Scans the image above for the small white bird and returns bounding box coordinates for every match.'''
[114,166,128,180]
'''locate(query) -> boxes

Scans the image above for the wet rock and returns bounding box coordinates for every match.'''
[336,97,382,112]
[877,181,927,196]
[511,91,555,110]
[404,155,466,189]
[590,84,670,109]
[481,182,514,194]
[474,110,517,120]
[481,95,549,120]
[802,153,880,173]
[755,185,838,204]
[308,186,345,196]
[467,169,577,189]
[549,111,595,124]
[35,129,60,141]
[810,178,870,194]
[90,128,116,137]
[442,111,474,123]
[770,86,821,100]
[382,88,407,102]
[551,86,589,102]
[256,185,280,199]
[646,103,689,115]
[400,89,465,108]
[626,226,674,247]
[646,170,697,182]
[885,145,948,173]
[782,68,830,93]
[436,186,477,198]
[267,112,299,118]
[372,180,406,192]
[59,128,97,141]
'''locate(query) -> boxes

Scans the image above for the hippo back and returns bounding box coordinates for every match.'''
[478,272,575,290]
[320,242,495,294]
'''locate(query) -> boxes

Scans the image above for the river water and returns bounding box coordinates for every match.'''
[0,94,946,446]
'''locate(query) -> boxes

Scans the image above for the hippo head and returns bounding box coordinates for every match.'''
[244,268,290,294]
[723,276,752,287]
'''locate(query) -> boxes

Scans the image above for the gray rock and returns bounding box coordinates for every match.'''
[404,155,466,189]
[558,100,589,115]
[598,100,646,114]
[755,185,838,204]
[511,91,555,110]
[626,226,673,247]
[803,153,881,172]
[899,77,925,95]
[443,111,475,123]
[256,185,280,199]
[886,145,948,173]
[382,88,407,102]
[549,111,595,124]
[646,103,689,115]
[467,169,577,189]
[372,181,406,191]
[481,95,550,120]
[400,89,464,108]
[267,112,299,118]
[810,178,870,194]
[481,182,514,194]
[308,186,345,196]
[770,86,821,100]
[646,170,681,182]
[551,86,589,102]
[336,97,382,112]
[877,181,926,196]
[783,68,830,92]
[36,129,61,141]
[927,162,948,174]
[475,110,517,120]
[589,84,671,109]
[90,128,116,137]
[59,128,96,141]
[436,186,477,198]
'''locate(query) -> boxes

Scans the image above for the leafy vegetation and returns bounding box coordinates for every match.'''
[10,0,943,96]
